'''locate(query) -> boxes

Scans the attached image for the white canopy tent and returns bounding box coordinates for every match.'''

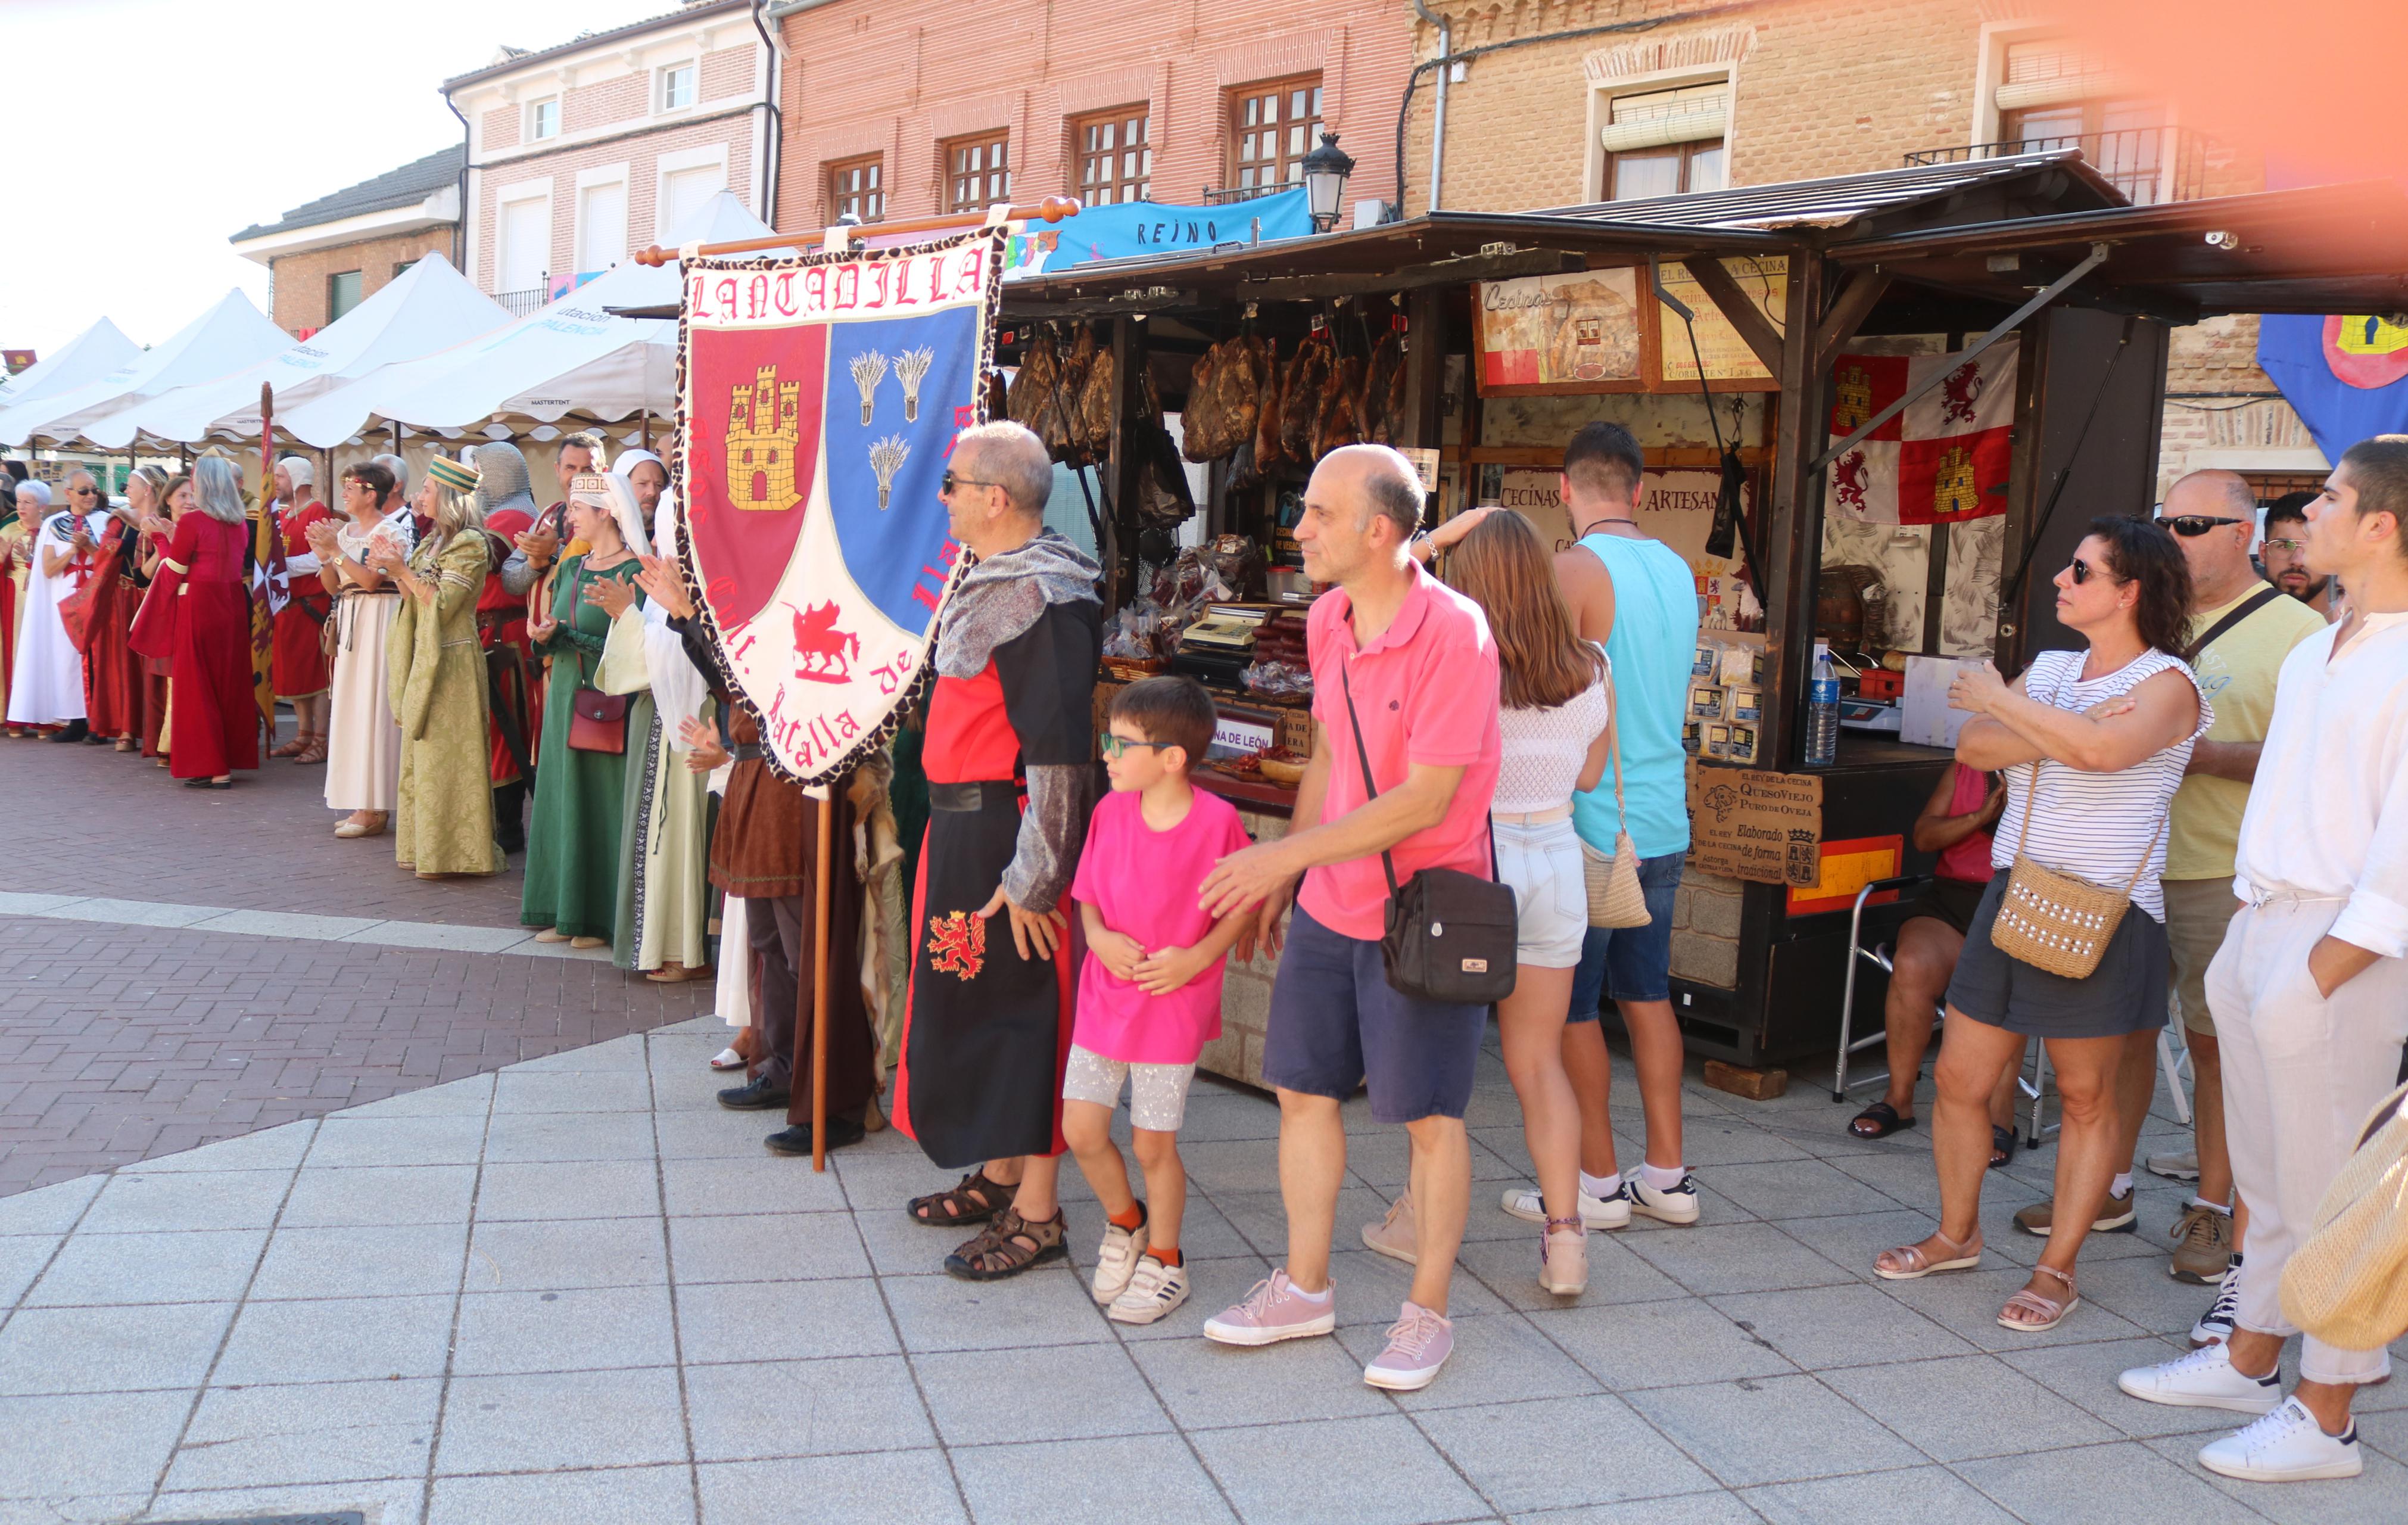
[0,290,290,449]
[284,191,790,447]
[115,252,509,446]
[0,318,142,417]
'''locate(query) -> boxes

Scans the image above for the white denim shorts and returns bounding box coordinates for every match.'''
[1491,811,1587,970]
[1061,1044,1198,1132]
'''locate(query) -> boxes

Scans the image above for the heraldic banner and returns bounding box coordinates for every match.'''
[676,227,1004,783]
[1826,335,2017,525]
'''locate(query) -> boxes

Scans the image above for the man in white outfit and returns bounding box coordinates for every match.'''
[5,479,104,738]
[2117,434,2408,1482]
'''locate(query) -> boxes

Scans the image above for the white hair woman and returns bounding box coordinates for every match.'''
[123,457,258,787]
[519,471,645,947]
[305,458,415,837]
[5,477,103,742]
[269,454,334,762]
[370,455,499,879]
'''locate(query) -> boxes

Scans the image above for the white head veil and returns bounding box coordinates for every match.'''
[277,455,314,492]
[571,471,651,559]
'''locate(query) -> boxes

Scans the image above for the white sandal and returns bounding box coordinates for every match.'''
[1874,1226,1982,1281]
[708,1047,745,1071]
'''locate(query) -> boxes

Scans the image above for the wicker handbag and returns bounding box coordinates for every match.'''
[2281,1081,2408,1350]
[1583,698,1652,929]
[1988,753,2164,979]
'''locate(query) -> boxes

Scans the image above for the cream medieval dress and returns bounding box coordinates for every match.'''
[386,529,499,876]
[323,508,413,813]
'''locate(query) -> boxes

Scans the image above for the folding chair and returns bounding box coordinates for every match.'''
[2021,991,2192,1149]
[1833,875,1937,1103]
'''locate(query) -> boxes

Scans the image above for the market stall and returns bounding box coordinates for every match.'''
[995,154,2408,1081]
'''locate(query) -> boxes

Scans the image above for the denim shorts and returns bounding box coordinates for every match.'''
[1261,904,1488,1124]
[1566,849,1685,1017]
[1491,814,1587,970]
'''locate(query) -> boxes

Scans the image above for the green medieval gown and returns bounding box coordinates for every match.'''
[519,553,643,937]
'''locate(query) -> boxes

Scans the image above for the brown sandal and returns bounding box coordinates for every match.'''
[943,1206,1067,1280]
[293,735,328,765]
[908,1169,1012,1228]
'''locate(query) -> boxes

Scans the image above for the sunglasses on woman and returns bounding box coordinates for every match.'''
[2067,555,2118,585]
[2157,514,2248,537]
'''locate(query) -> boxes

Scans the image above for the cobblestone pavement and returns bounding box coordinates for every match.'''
[0,727,711,1197]
[1,1016,2402,1524]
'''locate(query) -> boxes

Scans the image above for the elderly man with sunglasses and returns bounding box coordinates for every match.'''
[2015,472,2326,1297]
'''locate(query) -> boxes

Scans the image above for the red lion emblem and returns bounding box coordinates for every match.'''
[792,600,860,684]
[926,910,985,981]
[1940,360,1983,425]
[1833,449,1870,513]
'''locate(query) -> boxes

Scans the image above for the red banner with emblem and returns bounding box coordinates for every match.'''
[675,228,1004,783]
[1825,337,2017,526]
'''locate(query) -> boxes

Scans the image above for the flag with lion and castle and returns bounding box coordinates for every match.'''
[1825,336,2017,526]
[675,227,1004,783]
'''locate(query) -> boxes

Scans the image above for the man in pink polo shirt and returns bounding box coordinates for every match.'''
[1195,444,1501,1392]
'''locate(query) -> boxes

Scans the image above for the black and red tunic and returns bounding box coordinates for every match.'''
[891,596,1099,1168]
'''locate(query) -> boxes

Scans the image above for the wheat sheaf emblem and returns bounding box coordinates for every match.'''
[848,350,889,425]
[868,435,910,511]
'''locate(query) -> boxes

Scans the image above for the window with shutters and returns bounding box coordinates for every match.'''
[828,155,883,223]
[943,131,1011,213]
[1994,38,2169,203]
[1072,107,1151,206]
[1600,82,1728,200]
[1228,75,1323,190]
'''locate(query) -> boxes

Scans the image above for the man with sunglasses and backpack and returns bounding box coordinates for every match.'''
[2011,472,2323,1299]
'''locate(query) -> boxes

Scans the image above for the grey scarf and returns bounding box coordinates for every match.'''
[933,528,1101,679]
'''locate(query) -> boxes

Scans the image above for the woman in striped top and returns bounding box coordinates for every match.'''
[1876,516,2211,1337]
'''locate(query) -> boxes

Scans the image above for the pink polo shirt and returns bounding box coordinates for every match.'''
[1297,559,1503,941]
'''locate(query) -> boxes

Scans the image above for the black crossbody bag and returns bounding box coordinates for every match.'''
[1338,664,1518,1005]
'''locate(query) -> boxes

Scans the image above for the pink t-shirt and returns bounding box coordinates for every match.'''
[1298,559,1503,941]
[1070,786,1254,1065]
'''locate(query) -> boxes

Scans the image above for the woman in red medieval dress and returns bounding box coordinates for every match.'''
[267,455,332,763]
[76,468,149,751]
[130,456,258,788]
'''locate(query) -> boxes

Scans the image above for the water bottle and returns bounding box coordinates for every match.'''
[1805,642,1840,767]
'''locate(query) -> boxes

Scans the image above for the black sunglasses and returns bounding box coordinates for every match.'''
[2157,514,2247,537]
[940,470,1000,496]
[1098,735,1175,759]
[2068,555,2119,586]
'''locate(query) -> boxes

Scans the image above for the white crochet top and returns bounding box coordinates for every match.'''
[1493,665,1612,815]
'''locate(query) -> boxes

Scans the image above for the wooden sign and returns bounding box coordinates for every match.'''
[1473,266,1650,396]
[1686,764,1825,887]
[1652,254,1786,392]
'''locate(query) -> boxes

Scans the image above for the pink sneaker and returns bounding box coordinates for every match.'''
[1363,1300,1454,1390]
[1203,1269,1338,1347]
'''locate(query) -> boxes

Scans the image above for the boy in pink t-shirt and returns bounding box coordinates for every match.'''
[1064,677,1253,1324]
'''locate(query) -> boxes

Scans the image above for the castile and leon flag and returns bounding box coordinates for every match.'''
[675,227,1004,783]
[1826,336,2017,525]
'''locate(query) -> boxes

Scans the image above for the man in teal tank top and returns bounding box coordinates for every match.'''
[1516,422,1706,1231]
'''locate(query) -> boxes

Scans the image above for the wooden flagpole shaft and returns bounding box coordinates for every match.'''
[809,790,836,1171]
[632,195,1082,268]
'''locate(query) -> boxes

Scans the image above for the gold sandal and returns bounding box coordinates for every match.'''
[1998,1265,2080,1331]
[1874,1226,1982,1280]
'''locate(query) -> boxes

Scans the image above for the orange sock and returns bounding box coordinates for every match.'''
[1144,1246,1181,1268]
[1108,1202,1145,1232]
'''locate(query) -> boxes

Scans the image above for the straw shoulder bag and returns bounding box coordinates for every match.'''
[1581,661,1652,930]
[2281,1081,2408,1350]
[1988,694,2165,979]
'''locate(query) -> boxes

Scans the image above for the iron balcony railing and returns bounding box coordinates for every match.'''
[1904,125,2214,207]
[1201,182,1292,206]
[493,285,552,318]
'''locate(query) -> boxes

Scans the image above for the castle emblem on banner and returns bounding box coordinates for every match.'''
[1932,444,1977,516]
[728,365,805,512]
[1833,365,1873,432]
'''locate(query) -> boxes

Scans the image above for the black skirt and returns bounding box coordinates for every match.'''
[892,784,1075,1169]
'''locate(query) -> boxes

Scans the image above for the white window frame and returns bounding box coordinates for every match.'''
[1970,21,2183,203]
[493,179,555,295]
[656,60,699,116]
[652,144,731,242]
[573,163,631,276]
[1583,63,1738,204]
[526,95,560,142]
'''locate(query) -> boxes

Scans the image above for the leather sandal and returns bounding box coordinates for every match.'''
[1988,1125,2018,1171]
[269,736,307,758]
[1849,1100,1916,1140]
[943,1206,1067,1281]
[908,1168,1012,1228]
[1998,1265,2080,1331]
[293,735,328,765]
[1874,1226,1983,1281]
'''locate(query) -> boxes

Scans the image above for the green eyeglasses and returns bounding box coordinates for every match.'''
[1098,735,1174,759]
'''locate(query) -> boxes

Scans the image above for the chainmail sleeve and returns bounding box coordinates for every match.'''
[1002,764,1091,913]
[499,549,538,596]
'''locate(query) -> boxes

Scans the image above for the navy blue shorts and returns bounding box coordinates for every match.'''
[1261,904,1488,1124]
[1566,849,1685,1019]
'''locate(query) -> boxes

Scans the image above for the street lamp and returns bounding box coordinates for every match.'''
[1301,130,1356,233]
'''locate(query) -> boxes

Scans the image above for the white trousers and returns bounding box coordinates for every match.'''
[2207,895,2408,1385]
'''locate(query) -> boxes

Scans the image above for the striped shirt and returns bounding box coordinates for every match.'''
[1988,647,2212,922]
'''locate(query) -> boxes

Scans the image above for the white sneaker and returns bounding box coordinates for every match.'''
[1623,1168,1701,1226]
[1500,1182,1631,1230]
[1107,1255,1191,1325]
[1089,1215,1146,1305]
[2117,1341,2284,1414]
[2191,1266,2243,1347]
[2198,1398,2363,1483]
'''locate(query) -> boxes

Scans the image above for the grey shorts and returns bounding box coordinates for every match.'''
[1946,869,2172,1040]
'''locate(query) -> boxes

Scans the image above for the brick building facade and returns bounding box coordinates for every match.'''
[442,0,776,305]
[1401,0,2314,497]
[766,0,1412,234]
[229,148,463,337]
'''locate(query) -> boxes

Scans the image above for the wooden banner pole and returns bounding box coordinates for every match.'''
[810,790,836,1172]
[632,195,1082,268]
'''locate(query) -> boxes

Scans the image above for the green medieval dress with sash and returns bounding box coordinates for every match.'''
[519,552,643,938]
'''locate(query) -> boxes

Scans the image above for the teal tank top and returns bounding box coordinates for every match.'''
[1570,532,1699,858]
